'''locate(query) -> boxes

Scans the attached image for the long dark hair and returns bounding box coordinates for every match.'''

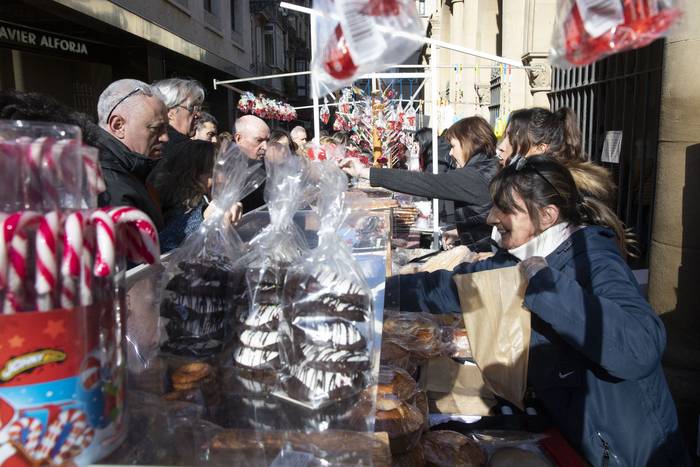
[444,116,497,161]
[490,154,632,255]
[506,107,585,162]
[152,142,216,212]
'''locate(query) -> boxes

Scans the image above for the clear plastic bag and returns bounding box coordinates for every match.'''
[382,311,446,360]
[311,0,424,95]
[0,120,157,465]
[550,0,682,67]
[158,144,263,359]
[276,161,376,430]
[226,144,309,381]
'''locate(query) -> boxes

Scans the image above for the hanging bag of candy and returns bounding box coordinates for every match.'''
[277,161,375,431]
[311,0,424,95]
[157,145,264,359]
[550,0,682,67]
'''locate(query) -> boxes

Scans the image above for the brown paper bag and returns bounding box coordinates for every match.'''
[453,266,531,409]
[419,356,496,415]
[398,246,476,275]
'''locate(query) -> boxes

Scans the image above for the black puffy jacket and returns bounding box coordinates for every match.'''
[95,128,164,230]
[369,152,499,246]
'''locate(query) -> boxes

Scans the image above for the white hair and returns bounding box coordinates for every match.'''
[152,78,205,109]
[290,126,306,138]
[97,79,165,127]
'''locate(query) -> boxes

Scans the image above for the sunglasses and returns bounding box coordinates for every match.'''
[106,88,143,123]
[514,156,565,200]
[175,103,202,114]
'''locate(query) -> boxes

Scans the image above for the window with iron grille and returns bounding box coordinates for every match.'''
[548,40,665,269]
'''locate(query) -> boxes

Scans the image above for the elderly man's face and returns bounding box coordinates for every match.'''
[169,98,201,137]
[194,121,218,143]
[292,129,307,148]
[236,123,270,160]
[122,95,169,159]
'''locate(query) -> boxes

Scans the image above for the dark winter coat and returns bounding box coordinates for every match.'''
[387,226,688,466]
[369,152,499,247]
[95,127,164,230]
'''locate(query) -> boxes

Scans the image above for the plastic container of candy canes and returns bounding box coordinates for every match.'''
[0,120,159,466]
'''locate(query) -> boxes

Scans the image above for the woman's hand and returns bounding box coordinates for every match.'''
[203,201,244,226]
[339,157,370,179]
[441,228,459,250]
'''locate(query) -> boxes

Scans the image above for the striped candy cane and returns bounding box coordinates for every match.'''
[0,212,8,291]
[46,409,90,464]
[109,207,160,264]
[24,137,50,207]
[35,211,61,311]
[7,417,43,459]
[90,209,115,277]
[80,224,95,307]
[81,146,106,198]
[3,211,42,314]
[60,212,84,309]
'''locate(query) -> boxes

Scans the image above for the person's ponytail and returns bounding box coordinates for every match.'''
[555,107,585,162]
[578,195,638,257]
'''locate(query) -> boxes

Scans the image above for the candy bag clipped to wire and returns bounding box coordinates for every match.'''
[158,144,264,359]
[278,161,375,427]
[550,0,682,67]
[312,0,424,95]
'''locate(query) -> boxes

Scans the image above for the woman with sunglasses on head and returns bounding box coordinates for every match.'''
[341,116,500,249]
[497,107,616,207]
[386,155,688,466]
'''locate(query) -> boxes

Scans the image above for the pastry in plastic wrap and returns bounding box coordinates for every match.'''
[444,327,473,360]
[421,430,486,467]
[377,365,419,402]
[375,398,424,454]
[383,312,443,359]
[160,258,246,357]
[487,447,553,467]
[392,441,426,467]
[208,430,383,466]
[283,364,365,403]
[380,340,418,377]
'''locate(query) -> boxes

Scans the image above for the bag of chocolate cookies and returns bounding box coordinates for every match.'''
[277,161,376,428]
[226,147,313,406]
[158,144,264,359]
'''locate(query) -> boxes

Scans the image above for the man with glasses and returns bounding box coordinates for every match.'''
[95,78,169,230]
[151,78,208,167]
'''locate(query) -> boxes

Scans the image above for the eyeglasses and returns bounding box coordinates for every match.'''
[106,88,143,123]
[514,156,565,200]
[175,103,202,114]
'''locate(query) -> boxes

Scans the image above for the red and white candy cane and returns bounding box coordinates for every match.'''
[109,207,160,265]
[81,146,106,198]
[60,212,84,308]
[90,209,116,277]
[35,211,61,311]
[80,226,94,307]
[3,211,42,314]
[7,416,43,459]
[46,408,91,465]
[0,212,8,291]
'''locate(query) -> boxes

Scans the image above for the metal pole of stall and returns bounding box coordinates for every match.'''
[310,15,321,143]
[430,42,440,249]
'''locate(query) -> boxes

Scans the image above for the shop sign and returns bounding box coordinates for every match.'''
[0,21,89,56]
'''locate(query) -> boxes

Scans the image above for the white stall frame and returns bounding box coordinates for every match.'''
[213,2,532,247]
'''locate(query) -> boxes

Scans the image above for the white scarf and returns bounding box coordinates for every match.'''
[505,223,581,261]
